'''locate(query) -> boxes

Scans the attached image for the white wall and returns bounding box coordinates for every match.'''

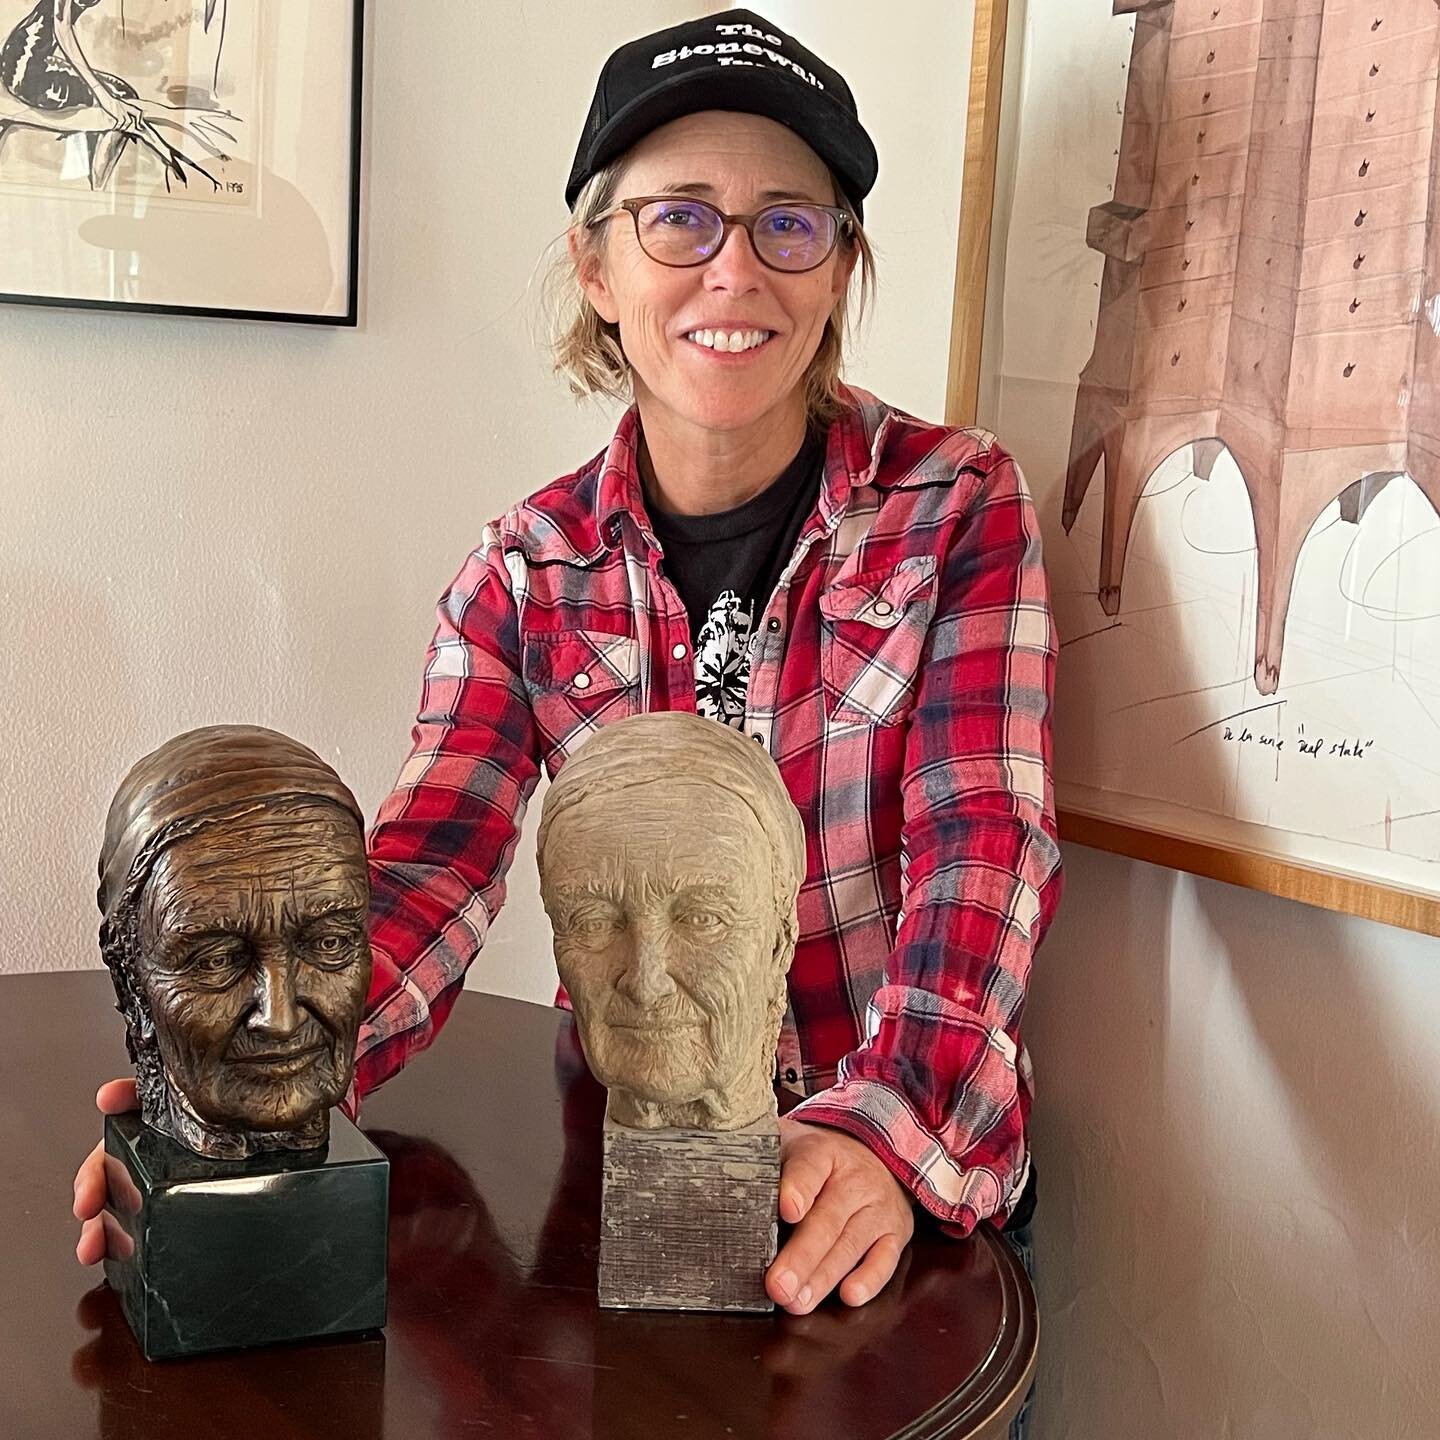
[5,3,1436,1437]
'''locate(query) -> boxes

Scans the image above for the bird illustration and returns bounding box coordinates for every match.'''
[0,1,234,189]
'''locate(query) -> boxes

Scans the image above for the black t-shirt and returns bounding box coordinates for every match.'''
[647,428,825,728]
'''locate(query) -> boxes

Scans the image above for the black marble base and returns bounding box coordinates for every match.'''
[102,1109,388,1360]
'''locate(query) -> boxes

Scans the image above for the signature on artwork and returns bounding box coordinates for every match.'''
[1220,725,1375,760]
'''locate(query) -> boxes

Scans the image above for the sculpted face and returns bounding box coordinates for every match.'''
[542,782,784,1130]
[134,799,370,1141]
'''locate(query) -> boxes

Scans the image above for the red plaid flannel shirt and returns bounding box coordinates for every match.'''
[356,385,1062,1235]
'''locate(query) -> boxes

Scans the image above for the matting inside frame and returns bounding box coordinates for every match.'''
[0,0,357,318]
[986,0,1440,902]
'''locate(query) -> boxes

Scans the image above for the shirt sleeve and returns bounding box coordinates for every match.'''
[786,444,1063,1236]
[350,521,543,1107]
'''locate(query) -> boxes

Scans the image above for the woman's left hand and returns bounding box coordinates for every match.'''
[766,1117,915,1314]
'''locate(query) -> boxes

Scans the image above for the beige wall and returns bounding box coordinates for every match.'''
[5,4,1436,1438]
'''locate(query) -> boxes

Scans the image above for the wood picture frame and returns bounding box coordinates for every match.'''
[947,0,1440,937]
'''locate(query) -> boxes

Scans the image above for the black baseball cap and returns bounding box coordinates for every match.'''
[566,9,879,220]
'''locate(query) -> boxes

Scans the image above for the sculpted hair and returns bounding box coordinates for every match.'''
[547,160,877,427]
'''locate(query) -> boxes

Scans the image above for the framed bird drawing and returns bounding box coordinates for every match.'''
[0,0,363,323]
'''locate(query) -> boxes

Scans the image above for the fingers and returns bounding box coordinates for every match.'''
[96,1079,138,1115]
[769,1126,917,1314]
[786,1207,886,1314]
[837,1231,905,1308]
[72,1140,107,1222]
[75,1080,142,1262]
[75,1211,133,1266]
[767,1186,854,1310]
[75,1215,106,1266]
[777,1139,832,1226]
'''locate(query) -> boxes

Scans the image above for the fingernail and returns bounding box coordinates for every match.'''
[774,1269,795,1300]
[797,1285,812,1307]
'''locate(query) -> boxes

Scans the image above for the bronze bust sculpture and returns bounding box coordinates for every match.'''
[97,725,372,1161]
[537,711,807,1132]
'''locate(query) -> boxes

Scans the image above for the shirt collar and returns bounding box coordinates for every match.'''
[594,386,895,556]
[594,405,658,554]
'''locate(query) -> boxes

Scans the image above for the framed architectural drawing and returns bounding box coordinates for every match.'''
[952,0,1440,934]
[0,0,363,324]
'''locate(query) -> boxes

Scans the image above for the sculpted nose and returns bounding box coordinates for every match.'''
[615,930,677,1007]
[249,957,303,1039]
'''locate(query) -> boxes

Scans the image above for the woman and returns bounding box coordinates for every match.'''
[74,9,1058,1428]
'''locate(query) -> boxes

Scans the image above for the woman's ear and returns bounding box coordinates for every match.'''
[569,227,621,325]
[830,240,858,304]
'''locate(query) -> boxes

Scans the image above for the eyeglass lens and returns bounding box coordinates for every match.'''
[635,199,838,271]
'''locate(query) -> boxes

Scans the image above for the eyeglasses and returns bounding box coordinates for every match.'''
[587,196,854,274]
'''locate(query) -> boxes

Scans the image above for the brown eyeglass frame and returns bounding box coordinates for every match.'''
[586,196,855,273]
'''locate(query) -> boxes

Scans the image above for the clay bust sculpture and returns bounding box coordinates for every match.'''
[536,712,807,1132]
[97,725,372,1161]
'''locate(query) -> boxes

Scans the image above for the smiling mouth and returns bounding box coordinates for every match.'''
[682,328,775,354]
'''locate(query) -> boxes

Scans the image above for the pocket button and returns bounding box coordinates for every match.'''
[872,600,894,617]
[572,672,591,690]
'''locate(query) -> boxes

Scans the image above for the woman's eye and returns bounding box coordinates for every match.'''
[658,206,703,228]
[764,210,812,237]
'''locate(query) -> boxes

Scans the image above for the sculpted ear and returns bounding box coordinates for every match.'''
[770,909,798,970]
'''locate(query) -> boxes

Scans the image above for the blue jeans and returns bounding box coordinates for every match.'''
[1001,1222,1036,1440]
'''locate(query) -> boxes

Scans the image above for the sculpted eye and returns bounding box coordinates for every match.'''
[182,938,247,977]
[564,911,621,942]
[679,911,724,931]
[301,922,364,966]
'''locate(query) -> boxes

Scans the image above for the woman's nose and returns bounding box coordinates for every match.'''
[702,221,766,292]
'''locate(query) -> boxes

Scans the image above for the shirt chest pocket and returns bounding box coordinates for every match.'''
[522,629,640,760]
[818,557,939,727]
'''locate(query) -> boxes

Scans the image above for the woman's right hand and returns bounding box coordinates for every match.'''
[73,1079,142,1266]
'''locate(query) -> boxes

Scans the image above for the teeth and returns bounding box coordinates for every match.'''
[686,328,771,352]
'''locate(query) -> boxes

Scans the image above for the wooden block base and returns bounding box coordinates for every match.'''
[599,1104,779,1313]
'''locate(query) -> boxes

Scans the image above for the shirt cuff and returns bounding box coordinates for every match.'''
[786,1076,1023,1236]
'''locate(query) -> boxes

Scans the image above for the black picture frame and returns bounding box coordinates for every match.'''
[0,0,364,326]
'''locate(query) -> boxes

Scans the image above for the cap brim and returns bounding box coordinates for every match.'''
[569,66,877,218]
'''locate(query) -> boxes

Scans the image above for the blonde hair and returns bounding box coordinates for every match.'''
[547,160,877,427]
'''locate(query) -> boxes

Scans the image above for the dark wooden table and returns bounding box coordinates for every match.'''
[1,972,1035,1439]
